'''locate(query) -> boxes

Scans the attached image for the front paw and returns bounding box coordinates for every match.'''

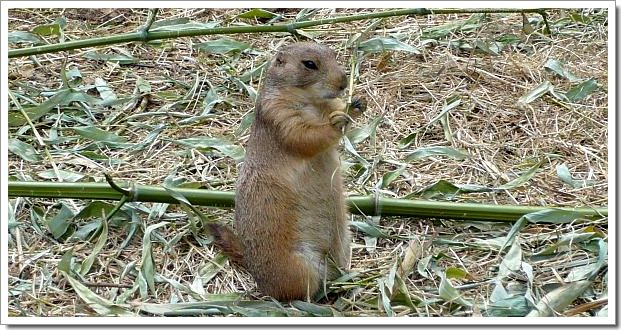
[329,111,353,132]
[347,96,367,119]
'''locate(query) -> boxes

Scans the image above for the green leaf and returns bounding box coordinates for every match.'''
[32,21,63,36]
[71,126,128,143]
[80,215,108,275]
[47,204,75,239]
[29,206,46,236]
[191,253,228,294]
[446,267,469,280]
[416,255,433,278]
[341,135,373,185]
[232,77,257,101]
[71,220,101,241]
[82,51,138,64]
[64,67,82,83]
[522,208,585,224]
[497,239,523,279]
[9,89,100,126]
[526,280,592,317]
[428,95,461,127]
[407,179,491,200]
[235,112,255,137]
[8,138,41,162]
[141,222,170,295]
[565,78,598,102]
[496,34,522,46]
[499,217,526,254]
[151,17,191,28]
[237,9,279,20]
[346,115,383,145]
[398,131,418,149]
[543,59,582,82]
[377,280,394,316]
[58,249,74,273]
[405,146,470,162]
[350,221,392,239]
[290,301,335,316]
[150,21,219,32]
[535,231,599,256]
[485,294,530,316]
[473,39,501,56]
[8,31,44,44]
[565,263,603,282]
[137,76,152,93]
[137,299,282,316]
[518,81,552,104]
[381,164,407,188]
[438,272,472,306]
[201,88,224,116]
[556,163,596,188]
[358,37,420,54]
[390,273,419,308]
[496,160,544,190]
[193,38,251,54]
[592,238,608,279]
[422,14,483,39]
[239,61,269,83]
[60,270,134,316]
[37,169,84,182]
[129,124,166,153]
[176,137,245,163]
[94,78,118,104]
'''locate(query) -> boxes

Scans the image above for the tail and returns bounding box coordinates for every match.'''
[207,223,245,266]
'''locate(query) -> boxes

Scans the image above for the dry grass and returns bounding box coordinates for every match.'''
[7,8,609,318]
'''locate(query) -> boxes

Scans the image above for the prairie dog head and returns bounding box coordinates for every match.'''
[264,42,348,100]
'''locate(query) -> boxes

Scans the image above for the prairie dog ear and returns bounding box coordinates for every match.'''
[273,51,286,66]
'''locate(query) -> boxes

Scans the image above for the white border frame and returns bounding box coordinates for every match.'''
[1,1,615,326]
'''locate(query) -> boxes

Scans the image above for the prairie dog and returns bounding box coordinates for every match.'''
[209,42,365,301]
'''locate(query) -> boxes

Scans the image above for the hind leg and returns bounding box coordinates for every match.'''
[251,249,324,301]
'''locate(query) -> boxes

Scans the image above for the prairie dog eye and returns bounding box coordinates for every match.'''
[302,60,318,70]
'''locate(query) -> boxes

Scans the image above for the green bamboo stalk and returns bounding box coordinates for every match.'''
[8,8,548,58]
[8,181,606,222]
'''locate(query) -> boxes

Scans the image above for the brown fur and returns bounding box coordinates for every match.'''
[209,42,365,301]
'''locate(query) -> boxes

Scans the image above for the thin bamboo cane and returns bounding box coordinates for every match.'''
[8,181,606,222]
[8,8,548,58]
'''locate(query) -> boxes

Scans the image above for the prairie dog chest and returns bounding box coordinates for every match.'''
[282,151,341,192]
